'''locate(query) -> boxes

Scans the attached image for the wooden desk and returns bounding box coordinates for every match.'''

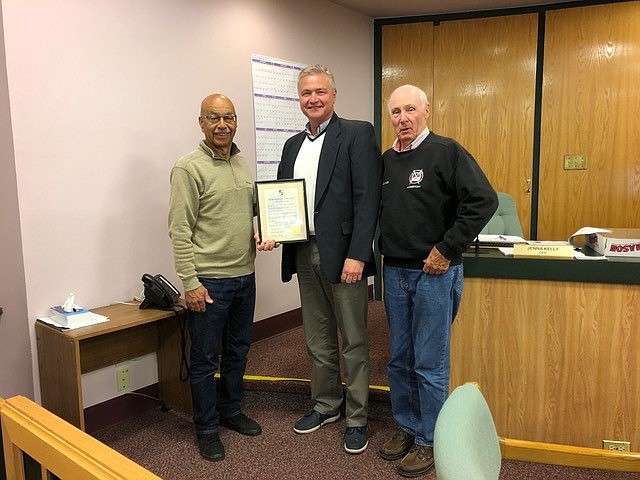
[35,303,192,431]
[453,252,640,450]
[463,248,640,284]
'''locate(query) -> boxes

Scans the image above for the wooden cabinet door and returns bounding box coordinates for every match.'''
[432,14,538,239]
[381,22,435,152]
[538,2,640,240]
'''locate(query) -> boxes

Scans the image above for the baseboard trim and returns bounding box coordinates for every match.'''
[252,308,302,343]
[500,437,640,472]
[85,384,161,434]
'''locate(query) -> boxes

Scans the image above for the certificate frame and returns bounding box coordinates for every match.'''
[255,179,310,243]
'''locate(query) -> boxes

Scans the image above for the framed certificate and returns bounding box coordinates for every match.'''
[256,179,309,243]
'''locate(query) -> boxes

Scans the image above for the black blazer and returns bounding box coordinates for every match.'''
[278,113,382,284]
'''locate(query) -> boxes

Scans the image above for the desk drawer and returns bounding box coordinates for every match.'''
[79,323,158,373]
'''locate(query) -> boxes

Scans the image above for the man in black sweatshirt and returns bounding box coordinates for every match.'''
[377,84,497,478]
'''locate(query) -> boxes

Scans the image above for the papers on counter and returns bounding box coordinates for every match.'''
[476,234,527,246]
[572,250,607,260]
[480,228,615,260]
[568,227,611,260]
[494,237,606,260]
[568,227,611,246]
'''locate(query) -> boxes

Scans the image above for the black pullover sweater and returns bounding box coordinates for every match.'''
[379,132,498,270]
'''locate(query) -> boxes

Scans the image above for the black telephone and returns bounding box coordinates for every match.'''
[139,273,181,309]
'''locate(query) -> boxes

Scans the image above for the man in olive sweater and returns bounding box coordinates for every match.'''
[168,94,262,462]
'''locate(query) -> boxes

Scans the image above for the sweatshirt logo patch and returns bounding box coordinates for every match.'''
[407,169,424,189]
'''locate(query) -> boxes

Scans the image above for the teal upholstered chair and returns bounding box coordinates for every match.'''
[480,192,524,237]
[433,383,501,480]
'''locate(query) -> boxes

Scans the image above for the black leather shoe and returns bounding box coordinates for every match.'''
[197,433,224,462]
[220,412,262,436]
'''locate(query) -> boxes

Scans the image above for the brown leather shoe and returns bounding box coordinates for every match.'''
[397,445,434,478]
[379,429,415,460]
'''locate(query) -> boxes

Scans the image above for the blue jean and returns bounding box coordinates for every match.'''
[187,274,255,435]
[383,264,463,446]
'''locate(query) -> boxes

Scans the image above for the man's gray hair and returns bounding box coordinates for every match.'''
[298,64,336,90]
[388,84,429,113]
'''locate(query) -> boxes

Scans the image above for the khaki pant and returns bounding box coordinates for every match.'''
[294,239,370,426]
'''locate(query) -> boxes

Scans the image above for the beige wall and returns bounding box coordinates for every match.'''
[0,0,32,400]
[0,0,374,404]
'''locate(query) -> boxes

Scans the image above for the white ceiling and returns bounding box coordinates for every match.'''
[328,0,581,19]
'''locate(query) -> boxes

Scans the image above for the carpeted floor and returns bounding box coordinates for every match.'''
[94,389,639,480]
[95,390,401,480]
[93,300,640,479]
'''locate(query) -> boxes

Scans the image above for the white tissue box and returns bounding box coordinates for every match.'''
[49,306,93,327]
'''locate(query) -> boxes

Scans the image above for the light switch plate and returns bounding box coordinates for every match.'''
[564,154,587,170]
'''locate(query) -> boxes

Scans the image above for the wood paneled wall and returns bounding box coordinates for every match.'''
[379,1,640,240]
[451,278,640,449]
[539,2,640,239]
[432,14,537,238]
[381,22,434,151]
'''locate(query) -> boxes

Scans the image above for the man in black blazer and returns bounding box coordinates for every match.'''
[275,64,381,454]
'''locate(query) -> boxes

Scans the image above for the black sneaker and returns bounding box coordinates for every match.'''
[197,433,224,462]
[293,410,340,434]
[220,412,262,436]
[344,426,368,454]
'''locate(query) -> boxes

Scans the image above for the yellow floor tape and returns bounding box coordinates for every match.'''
[222,373,390,392]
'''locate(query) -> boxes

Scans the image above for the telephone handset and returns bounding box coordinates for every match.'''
[139,273,181,309]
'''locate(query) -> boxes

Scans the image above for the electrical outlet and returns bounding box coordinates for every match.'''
[116,365,130,392]
[603,440,631,452]
[563,154,587,170]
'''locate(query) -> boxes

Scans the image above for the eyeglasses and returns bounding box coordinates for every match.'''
[201,113,237,124]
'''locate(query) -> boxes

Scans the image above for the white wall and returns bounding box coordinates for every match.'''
[1,0,373,404]
[0,0,32,400]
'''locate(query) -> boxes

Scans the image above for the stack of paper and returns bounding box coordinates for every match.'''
[476,234,527,247]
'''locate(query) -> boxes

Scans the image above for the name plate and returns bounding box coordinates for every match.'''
[513,243,574,259]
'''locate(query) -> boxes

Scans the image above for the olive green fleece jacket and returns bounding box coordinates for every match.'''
[168,141,256,292]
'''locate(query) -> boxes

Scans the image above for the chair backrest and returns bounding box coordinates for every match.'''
[433,383,501,480]
[480,192,524,237]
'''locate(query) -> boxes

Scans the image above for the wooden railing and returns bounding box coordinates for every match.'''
[1,396,161,480]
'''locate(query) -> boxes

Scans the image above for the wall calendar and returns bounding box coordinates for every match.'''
[251,54,307,181]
